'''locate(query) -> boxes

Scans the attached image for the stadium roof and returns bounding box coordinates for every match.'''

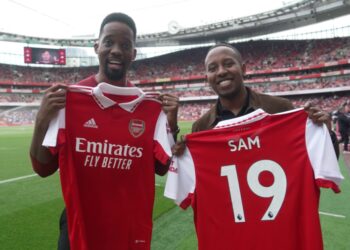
[1,0,291,38]
[0,0,349,61]
[1,0,349,41]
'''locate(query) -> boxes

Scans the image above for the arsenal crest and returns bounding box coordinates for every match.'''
[129,119,145,138]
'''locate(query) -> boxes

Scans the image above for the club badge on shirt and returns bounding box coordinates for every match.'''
[129,119,146,138]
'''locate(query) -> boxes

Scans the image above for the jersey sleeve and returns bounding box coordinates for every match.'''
[305,118,344,193]
[42,108,66,153]
[164,147,196,209]
[153,111,175,165]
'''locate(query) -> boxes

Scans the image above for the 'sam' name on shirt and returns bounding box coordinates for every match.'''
[227,135,261,152]
[75,137,144,170]
[169,135,261,174]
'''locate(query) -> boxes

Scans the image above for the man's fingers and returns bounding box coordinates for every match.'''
[163,99,179,107]
[303,102,311,110]
[44,83,68,93]
[46,96,66,104]
[46,89,67,99]
[161,94,179,115]
[172,140,186,156]
[160,94,179,104]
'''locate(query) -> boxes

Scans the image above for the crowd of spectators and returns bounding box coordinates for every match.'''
[0,37,349,84]
[179,95,350,121]
[249,76,350,93]
[243,38,350,70]
[0,93,42,103]
[152,75,350,98]
[0,108,37,125]
[0,95,348,125]
[130,37,350,80]
[0,64,93,85]
[0,37,349,125]
[0,75,348,104]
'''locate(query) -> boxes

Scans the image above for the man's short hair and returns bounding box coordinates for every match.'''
[207,42,243,63]
[99,12,137,40]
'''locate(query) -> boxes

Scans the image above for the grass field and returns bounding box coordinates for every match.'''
[0,124,349,250]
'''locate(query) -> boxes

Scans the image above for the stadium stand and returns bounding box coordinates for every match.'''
[0,37,349,125]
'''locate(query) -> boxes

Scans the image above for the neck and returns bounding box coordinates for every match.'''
[95,73,128,87]
[220,87,248,115]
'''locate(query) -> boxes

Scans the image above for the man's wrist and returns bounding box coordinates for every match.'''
[329,129,337,141]
[171,125,180,135]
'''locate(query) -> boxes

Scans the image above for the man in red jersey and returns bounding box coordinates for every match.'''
[30,13,179,250]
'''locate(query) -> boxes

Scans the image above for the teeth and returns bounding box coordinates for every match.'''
[109,60,122,64]
[219,80,231,86]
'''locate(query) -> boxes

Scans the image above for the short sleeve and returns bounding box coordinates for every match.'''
[305,118,344,192]
[164,147,196,209]
[42,108,66,148]
[153,111,175,165]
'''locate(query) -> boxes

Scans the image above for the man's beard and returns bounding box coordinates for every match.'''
[216,86,242,100]
[104,63,125,81]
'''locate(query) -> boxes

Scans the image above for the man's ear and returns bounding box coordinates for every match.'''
[94,42,99,54]
[241,63,246,77]
[132,48,137,61]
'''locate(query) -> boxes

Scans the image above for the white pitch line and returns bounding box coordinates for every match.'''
[0,173,37,185]
[319,211,346,218]
[0,176,344,219]
[0,173,163,187]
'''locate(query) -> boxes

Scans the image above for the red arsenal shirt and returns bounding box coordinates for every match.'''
[43,83,173,250]
[165,109,343,250]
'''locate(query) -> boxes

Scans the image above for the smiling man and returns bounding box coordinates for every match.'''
[192,43,294,132]
[190,43,337,140]
[30,12,179,250]
[166,42,341,250]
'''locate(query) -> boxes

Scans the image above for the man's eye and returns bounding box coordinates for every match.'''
[122,44,131,50]
[104,40,113,46]
[208,66,216,72]
[225,61,234,67]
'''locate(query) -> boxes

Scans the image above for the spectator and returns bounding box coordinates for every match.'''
[337,103,350,151]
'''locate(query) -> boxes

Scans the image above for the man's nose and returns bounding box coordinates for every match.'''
[217,65,228,75]
[110,45,122,55]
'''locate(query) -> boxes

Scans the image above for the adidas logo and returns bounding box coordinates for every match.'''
[83,118,98,128]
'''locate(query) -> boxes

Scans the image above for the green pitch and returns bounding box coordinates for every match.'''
[0,124,349,250]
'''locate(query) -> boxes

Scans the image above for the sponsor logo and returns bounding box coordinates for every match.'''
[83,118,98,128]
[129,119,145,138]
[75,137,144,171]
[75,137,143,158]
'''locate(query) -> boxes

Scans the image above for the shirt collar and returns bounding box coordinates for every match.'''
[92,82,145,112]
[213,87,255,126]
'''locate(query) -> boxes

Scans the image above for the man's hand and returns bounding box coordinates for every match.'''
[30,83,68,176]
[36,83,68,126]
[160,93,179,133]
[172,135,186,156]
[304,102,332,130]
